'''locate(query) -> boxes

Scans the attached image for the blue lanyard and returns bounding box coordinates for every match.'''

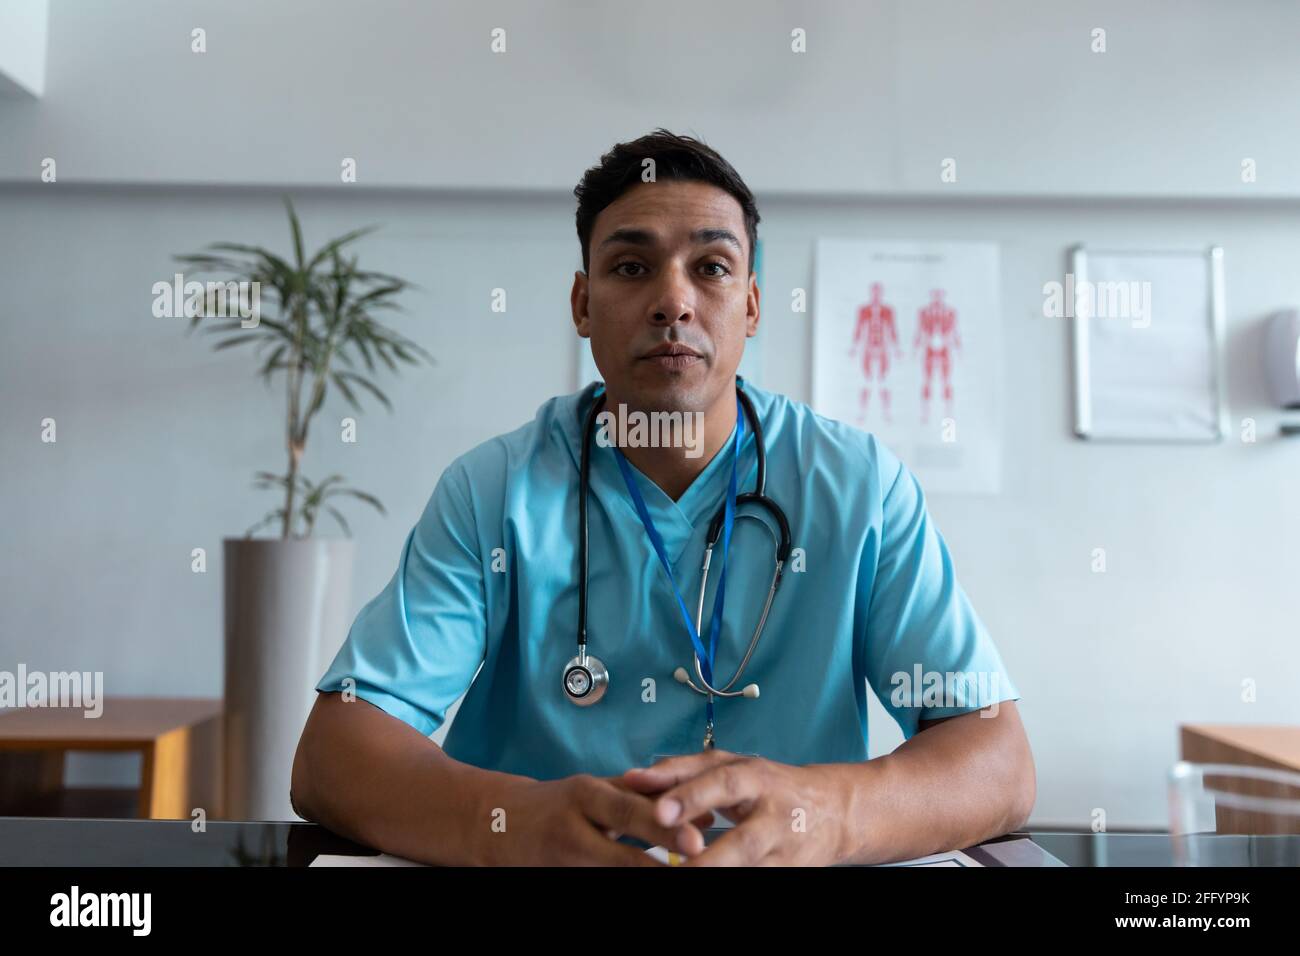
[613,396,742,727]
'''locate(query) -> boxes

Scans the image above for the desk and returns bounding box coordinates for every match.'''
[0,698,222,820]
[1,818,1297,866]
[1181,724,1300,775]
[1181,724,1300,834]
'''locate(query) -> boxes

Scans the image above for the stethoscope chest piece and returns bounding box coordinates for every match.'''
[562,650,608,706]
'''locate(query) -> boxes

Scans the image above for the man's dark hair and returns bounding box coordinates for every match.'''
[573,129,760,275]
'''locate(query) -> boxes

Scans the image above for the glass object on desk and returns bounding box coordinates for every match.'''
[1167,761,1300,866]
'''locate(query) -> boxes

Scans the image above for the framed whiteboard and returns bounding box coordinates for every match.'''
[1070,245,1227,442]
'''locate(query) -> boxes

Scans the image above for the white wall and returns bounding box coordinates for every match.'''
[2,184,1298,826]
[1,0,1298,829]
[4,0,1300,197]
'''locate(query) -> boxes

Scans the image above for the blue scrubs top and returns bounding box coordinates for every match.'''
[316,381,1019,779]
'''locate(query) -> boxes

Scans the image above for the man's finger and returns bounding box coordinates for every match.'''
[573,823,667,867]
[602,776,713,849]
[621,749,740,791]
[580,778,704,855]
[653,760,761,827]
[683,816,778,867]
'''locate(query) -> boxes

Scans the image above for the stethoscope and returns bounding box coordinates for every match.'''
[562,378,792,744]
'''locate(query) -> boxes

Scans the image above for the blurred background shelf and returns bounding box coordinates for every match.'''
[0,697,222,820]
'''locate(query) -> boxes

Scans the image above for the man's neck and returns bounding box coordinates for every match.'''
[605,383,738,502]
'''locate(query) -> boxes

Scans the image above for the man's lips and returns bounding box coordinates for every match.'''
[644,353,702,370]
[640,344,704,370]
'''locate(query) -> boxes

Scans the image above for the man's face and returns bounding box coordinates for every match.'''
[572,180,759,414]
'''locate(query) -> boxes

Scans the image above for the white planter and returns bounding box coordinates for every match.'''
[223,538,354,821]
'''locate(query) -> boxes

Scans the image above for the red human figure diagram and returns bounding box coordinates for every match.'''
[848,282,901,424]
[913,288,962,423]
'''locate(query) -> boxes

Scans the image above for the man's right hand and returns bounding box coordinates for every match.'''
[478,774,705,865]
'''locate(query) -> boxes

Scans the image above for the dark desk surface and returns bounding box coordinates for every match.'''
[1,817,1298,866]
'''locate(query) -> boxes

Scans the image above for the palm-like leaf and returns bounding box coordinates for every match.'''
[178,197,427,538]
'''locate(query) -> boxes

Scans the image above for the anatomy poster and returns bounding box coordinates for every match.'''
[813,240,1002,494]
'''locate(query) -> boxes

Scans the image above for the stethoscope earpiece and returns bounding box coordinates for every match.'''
[674,666,760,699]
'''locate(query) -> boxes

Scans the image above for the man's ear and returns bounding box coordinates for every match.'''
[571,269,591,338]
[745,269,761,338]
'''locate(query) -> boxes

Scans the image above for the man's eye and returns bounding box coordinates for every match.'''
[613,262,645,277]
[702,262,731,277]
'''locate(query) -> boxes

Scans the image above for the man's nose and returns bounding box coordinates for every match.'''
[649,263,694,325]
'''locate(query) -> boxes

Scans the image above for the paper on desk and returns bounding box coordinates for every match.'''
[878,848,983,867]
[643,846,984,866]
[310,852,426,867]
[315,845,992,867]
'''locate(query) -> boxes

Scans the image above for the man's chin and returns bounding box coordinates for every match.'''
[619,363,714,413]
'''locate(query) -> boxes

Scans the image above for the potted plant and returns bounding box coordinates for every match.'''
[177,199,428,820]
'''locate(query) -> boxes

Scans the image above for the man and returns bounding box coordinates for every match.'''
[291,129,1034,866]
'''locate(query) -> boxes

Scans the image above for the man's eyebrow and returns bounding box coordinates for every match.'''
[596,227,744,256]
[597,227,656,250]
[690,228,744,255]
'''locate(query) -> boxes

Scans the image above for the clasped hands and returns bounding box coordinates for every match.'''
[606,748,846,866]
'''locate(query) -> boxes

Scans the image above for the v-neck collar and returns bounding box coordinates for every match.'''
[563,384,758,566]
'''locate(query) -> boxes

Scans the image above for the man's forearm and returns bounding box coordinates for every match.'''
[292,694,532,865]
[820,706,1036,865]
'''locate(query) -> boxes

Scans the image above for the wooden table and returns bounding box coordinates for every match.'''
[1180,724,1300,834]
[0,697,222,820]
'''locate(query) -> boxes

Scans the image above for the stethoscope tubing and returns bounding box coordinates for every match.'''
[573,377,790,703]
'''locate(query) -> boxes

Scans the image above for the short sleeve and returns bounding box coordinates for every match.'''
[862,452,1020,740]
[316,461,488,736]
